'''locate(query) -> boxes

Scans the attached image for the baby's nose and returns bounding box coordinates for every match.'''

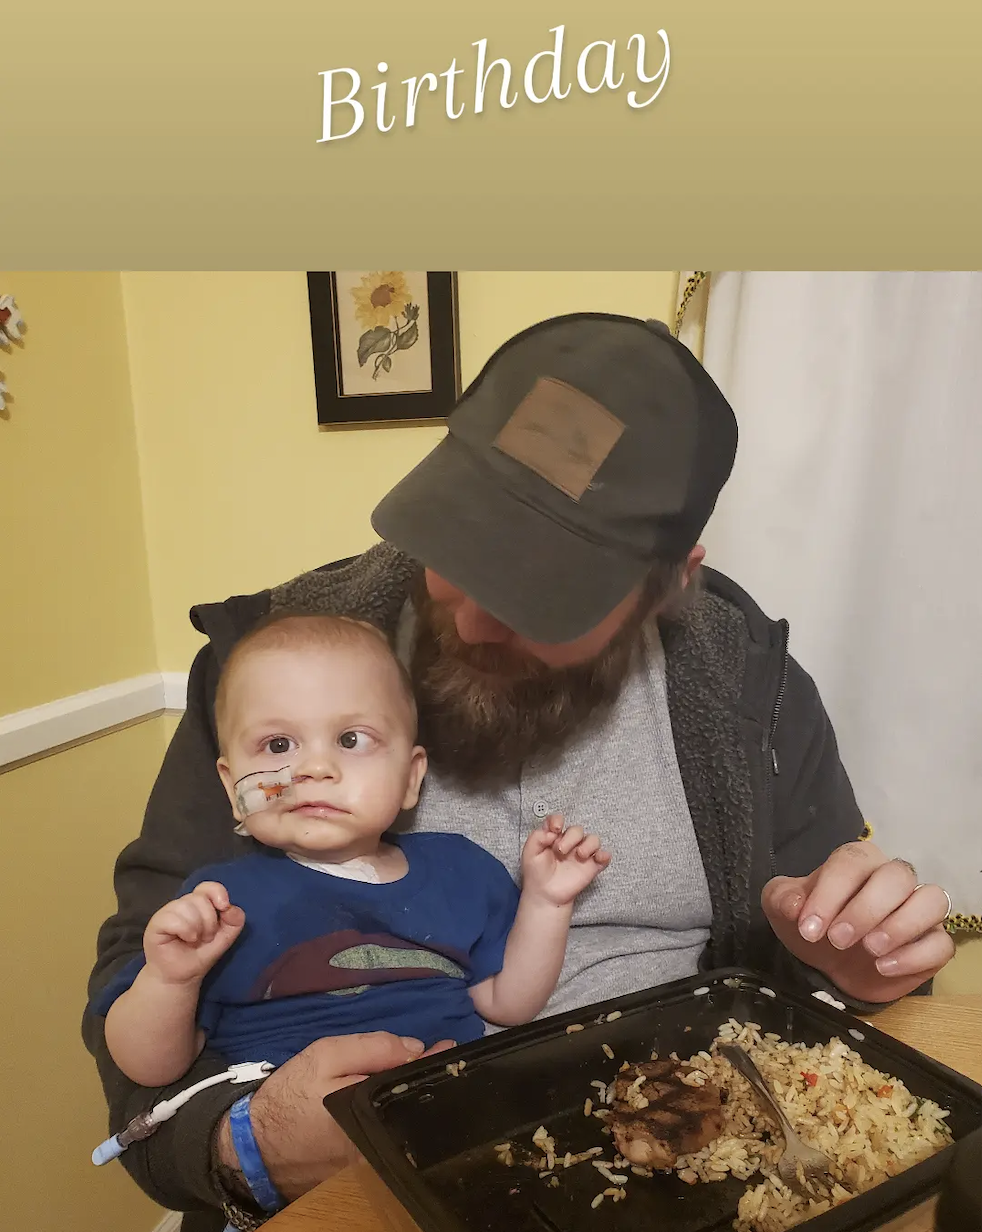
[293,745,340,781]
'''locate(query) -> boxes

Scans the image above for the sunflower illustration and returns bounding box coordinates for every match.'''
[351,272,411,329]
[348,271,422,380]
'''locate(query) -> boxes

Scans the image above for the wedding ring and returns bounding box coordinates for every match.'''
[915,883,953,917]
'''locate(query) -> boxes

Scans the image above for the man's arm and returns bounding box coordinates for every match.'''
[752,656,946,1005]
[88,646,234,992]
[746,654,873,999]
[768,656,865,878]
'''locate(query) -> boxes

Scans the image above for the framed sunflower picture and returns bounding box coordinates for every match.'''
[307,271,460,427]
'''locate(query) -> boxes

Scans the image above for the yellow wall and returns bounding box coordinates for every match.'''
[122,271,679,671]
[0,272,157,712]
[0,271,163,1232]
[1,720,166,1232]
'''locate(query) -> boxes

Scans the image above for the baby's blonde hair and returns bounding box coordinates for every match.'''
[214,611,416,750]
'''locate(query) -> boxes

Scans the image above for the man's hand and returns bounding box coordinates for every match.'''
[762,841,954,1003]
[215,1032,454,1203]
[145,882,245,985]
[521,814,611,907]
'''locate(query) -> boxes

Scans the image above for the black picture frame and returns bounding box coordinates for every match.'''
[307,271,461,427]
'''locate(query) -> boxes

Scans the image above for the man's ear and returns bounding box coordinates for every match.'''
[682,544,706,587]
[217,758,244,821]
[401,746,428,811]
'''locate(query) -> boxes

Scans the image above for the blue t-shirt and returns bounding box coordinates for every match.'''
[94,833,520,1065]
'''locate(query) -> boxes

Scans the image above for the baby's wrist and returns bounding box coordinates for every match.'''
[139,962,204,993]
[520,888,575,913]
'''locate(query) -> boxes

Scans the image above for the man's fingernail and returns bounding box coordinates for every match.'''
[401,1037,425,1054]
[865,931,890,956]
[800,915,824,941]
[827,922,855,949]
[781,893,804,918]
[876,957,900,975]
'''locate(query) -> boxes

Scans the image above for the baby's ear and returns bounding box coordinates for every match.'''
[401,746,428,811]
[216,758,243,821]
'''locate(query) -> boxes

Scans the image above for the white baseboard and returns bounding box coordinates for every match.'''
[0,671,190,770]
[162,671,189,712]
[153,1214,183,1232]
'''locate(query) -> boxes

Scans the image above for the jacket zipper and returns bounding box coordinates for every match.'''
[763,618,790,877]
[768,619,790,771]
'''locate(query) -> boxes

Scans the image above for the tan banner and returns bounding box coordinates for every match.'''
[3,0,980,266]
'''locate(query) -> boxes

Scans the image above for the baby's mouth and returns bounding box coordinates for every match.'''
[289,800,350,816]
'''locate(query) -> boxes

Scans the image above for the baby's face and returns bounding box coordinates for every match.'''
[217,641,425,860]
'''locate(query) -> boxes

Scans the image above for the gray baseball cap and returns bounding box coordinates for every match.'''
[371,313,738,643]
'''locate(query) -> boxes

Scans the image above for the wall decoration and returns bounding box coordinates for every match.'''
[0,294,26,415]
[307,272,460,426]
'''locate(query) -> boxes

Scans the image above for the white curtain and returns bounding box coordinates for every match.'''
[699,272,982,913]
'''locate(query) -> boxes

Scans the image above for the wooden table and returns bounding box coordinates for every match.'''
[267,994,982,1232]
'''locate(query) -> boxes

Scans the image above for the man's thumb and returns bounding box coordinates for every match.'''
[761,875,806,921]
[322,1032,425,1081]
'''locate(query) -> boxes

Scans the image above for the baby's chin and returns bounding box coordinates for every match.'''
[246,810,389,856]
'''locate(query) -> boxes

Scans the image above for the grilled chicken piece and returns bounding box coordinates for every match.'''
[610,1059,724,1169]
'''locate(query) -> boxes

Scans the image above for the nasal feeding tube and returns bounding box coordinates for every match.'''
[91,1062,275,1165]
[231,765,297,834]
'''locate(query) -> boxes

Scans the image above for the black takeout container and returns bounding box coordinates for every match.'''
[325,969,982,1232]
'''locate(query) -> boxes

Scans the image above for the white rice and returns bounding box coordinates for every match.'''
[676,1021,952,1231]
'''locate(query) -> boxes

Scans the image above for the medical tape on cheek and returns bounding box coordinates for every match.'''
[233,766,296,819]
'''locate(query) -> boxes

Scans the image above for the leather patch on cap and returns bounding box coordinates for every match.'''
[492,377,624,500]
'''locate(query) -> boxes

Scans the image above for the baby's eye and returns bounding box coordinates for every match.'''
[338,730,372,751]
[264,736,295,756]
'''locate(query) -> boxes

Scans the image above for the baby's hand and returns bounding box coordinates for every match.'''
[144,882,245,986]
[521,814,611,907]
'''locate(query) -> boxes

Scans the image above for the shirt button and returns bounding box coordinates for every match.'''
[532,801,549,819]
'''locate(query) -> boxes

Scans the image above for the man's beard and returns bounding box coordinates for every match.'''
[410,580,655,791]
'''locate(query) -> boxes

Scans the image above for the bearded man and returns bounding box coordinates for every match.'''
[84,314,954,1232]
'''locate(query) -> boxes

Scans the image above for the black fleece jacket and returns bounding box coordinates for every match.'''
[82,547,876,1230]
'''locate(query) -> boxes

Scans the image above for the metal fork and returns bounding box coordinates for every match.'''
[718,1043,840,1201]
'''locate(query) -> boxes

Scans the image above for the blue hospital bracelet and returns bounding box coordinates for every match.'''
[228,1094,284,1213]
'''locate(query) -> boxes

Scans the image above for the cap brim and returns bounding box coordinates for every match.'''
[371,436,647,644]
